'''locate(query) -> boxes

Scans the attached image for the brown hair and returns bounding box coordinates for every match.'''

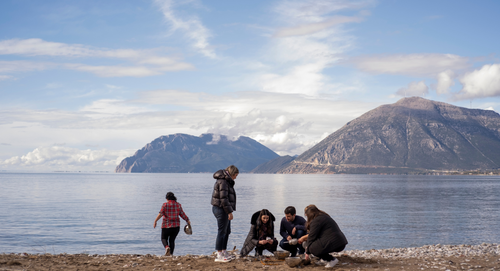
[304,204,328,231]
[226,165,239,178]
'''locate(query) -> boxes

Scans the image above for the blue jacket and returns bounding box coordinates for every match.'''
[279,215,306,239]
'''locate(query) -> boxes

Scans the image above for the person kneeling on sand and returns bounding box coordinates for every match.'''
[298,204,348,268]
[240,209,278,257]
[279,206,307,257]
[154,192,190,256]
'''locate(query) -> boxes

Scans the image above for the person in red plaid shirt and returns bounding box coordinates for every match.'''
[154,192,190,256]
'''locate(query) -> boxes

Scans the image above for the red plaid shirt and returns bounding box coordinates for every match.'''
[159,200,189,228]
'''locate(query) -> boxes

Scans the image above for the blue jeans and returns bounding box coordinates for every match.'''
[279,229,306,256]
[212,205,231,251]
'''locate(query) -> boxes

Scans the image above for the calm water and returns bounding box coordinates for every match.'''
[0,173,499,256]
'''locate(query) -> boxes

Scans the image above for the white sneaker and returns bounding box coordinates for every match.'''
[315,259,327,265]
[224,251,235,260]
[325,258,339,268]
[214,253,231,263]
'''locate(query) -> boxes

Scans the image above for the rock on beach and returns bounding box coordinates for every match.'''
[1,243,499,271]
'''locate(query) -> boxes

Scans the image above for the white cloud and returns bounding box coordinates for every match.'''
[45,82,63,89]
[0,38,97,57]
[434,70,456,94]
[274,15,364,37]
[275,0,373,20]
[453,64,500,100]
[0,39,194,77]
[0,75,14,81]
[260,63,329,96]
[1,145,133,171]
[65,64,163,77]
[105,84,121,90]
[253,0,371,96]
[154,0,216,58]
[136,89,375,154]
[1,89,376,157]
[350,53,470,77]
[0,60,55,73]
[396,81,429,97]
[80,99,153,116]
[0,38,179,61]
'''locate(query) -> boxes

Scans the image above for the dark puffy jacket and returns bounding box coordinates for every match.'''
[211,169,236,214]
[306,214,348,255]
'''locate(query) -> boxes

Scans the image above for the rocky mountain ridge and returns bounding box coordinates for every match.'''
[115,133,279,173]
[253,97,500,174]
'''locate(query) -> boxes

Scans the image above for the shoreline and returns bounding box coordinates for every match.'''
[2,243,499,270]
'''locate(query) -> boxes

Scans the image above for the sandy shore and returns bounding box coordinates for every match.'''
[1,244,499,270]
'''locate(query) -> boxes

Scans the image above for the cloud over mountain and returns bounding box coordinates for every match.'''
[1,146,133,171]
[454,64,500,100]
[350,53,470,76]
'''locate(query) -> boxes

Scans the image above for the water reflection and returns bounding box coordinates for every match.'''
[0,173,499,255]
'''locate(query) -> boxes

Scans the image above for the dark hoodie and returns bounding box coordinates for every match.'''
[211,169,236,214]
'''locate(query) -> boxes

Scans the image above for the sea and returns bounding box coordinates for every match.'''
[0,173,499,256]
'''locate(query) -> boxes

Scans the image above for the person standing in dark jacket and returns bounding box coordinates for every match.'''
[211,165,238,263]
[298,204,348,268]
[279,206,307,256]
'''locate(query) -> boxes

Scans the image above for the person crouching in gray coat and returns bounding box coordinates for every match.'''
[240,209,278,257]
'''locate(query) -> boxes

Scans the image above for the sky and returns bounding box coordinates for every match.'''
[1,0,500,172]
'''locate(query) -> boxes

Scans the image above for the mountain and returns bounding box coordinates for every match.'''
[115,133,279,173]
[256,97,500,174]
[249,155,296,173]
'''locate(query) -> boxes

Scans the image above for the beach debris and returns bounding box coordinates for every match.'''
[273,250,290,260]
[285,257,302,267]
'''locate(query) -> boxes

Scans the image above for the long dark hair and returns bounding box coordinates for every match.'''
[256,209,274,236]
[166,192,177,201]
[305,204,328,231]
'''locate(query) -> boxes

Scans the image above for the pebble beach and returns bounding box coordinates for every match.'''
[2,243,499,271]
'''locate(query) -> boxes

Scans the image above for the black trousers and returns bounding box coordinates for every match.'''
[304,243,345,262]
[255,238,278,255]
[161,227,180,254]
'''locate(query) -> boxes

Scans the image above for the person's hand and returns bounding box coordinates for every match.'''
[304,254,310,261]
[287,236,292,241]
[298,235,307,244]
[228,213,233,221]
[187,220,191,225]
[259,240,267,245]
[268,239,274,244]
[153,221,157,229]
[292,227,296,235]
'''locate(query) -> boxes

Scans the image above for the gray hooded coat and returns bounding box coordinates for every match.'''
[240,211,276,256]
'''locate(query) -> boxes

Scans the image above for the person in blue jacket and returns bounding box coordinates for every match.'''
[279,206,307,257]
